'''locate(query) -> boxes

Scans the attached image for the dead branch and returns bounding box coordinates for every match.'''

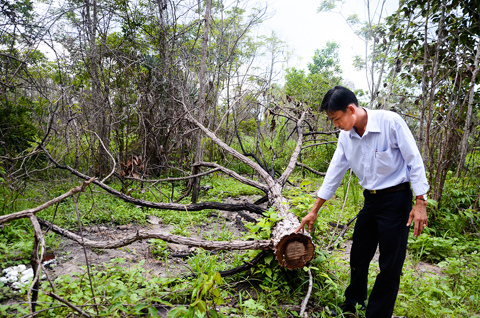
[194,161,268,192]
[278,112,306,186]
[28,214,45,314]
[180,100,314,269]
[295,162,326,176]
[45,292,93,318]
[329,215,359,250]
[0,178,96,224]
[125,168,221,183]
[300,267,313,317]
[301,141,337,150]
[88,130,116,183]
[303,131,339,136]
[0,150,42,162]
[73,196,98,314]
[327,170,352,250]
[18,306,68,318]
[37,218,272,251]
[40,146,266,215]
[198,250,269,278]
[179,98,272,182]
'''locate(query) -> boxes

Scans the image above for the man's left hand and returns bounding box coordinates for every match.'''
[407,200,428,237]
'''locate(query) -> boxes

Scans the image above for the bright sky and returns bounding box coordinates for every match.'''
[259,0,400,91]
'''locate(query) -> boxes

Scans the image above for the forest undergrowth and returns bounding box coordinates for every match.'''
[1,171,480,317]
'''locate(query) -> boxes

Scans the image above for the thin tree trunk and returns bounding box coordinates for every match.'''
[417,0,430,154]
[191,0,212,203]
[423,3,446,162]
[457,39,480,176]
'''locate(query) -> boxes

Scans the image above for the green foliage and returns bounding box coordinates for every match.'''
[245,207,283,240]
[188,272,224,317]
[149,239,169,259]
[198,174,263,201]
[284,68,340,112]
[395,251,480,317]
[423,173,480,241]
[0,162,5,183]
[308,41,342,76]
[0,96,39,155]
[0,218,33,267]
[408,233,457,263]
[237,118,260,136]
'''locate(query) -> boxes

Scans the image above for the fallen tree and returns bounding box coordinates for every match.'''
[0,94,336,317]
[37,105,316,269]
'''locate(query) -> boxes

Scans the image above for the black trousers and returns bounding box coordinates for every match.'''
[344,188,412,318]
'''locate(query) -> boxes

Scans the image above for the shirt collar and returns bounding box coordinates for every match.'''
[349,107,380,138]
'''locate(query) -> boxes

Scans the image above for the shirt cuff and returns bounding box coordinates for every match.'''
[410,182,429,197]
[317,187,335,201]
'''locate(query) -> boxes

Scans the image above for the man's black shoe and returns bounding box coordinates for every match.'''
[330,302,358,317]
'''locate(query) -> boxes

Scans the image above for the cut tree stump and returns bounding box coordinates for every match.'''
[269,183,315,270]
[274,233,315,269]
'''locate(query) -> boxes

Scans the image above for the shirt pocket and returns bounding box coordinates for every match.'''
[374,149,393,175]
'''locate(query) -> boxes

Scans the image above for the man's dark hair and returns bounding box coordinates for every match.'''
[320,86,358,113]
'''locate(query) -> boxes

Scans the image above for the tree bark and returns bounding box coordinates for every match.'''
[191,0,212,203]
[37,218,271,251]
[182,105,314,269]
[417,0,430,154]
[457,39,480,175]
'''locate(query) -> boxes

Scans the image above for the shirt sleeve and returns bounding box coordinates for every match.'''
[317,139,351,200]
[392,116,429,196]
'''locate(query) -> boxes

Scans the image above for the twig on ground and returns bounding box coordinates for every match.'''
[18,305,67,318]
[28,214,46,314]
[330,215,359,249]
[45,292,93,318]
[299,267,313,317]
[327,169,352,250]
[73,195,99,315]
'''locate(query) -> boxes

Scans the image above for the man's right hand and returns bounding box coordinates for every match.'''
[295,197,326,233]
[295,211,318,233]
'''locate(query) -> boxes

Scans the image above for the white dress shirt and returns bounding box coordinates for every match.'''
[317,108,429,200]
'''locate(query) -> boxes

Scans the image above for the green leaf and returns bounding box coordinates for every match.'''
[264,254,274,264]
[148,306,159,317]
[113,289,125,299]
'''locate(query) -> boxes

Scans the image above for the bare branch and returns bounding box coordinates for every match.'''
[295,162,326,176]
[45,292,93,318]
[301,141,337,150]
[125,168,221,183]
[178,98,273,184]
[278,112,306,186]
[40,147,266,214]
[37,218,272,251]
[299,267,313,317]
[194,161,268,192]
[0,178,96,224]
[0,150,42,162]
[27,214,46,314]
[88,130,116,183]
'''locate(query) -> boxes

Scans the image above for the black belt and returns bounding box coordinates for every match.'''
[366,182,410,195]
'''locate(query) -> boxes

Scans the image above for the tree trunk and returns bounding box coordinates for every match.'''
[457,39,480,176]
[417,0,430,154]
[183,106,314,269]
[191,0,212,203]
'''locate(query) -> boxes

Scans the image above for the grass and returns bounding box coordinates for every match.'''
[1,170,480,317]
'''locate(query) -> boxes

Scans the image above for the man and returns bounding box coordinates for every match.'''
[296,86,428,318]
